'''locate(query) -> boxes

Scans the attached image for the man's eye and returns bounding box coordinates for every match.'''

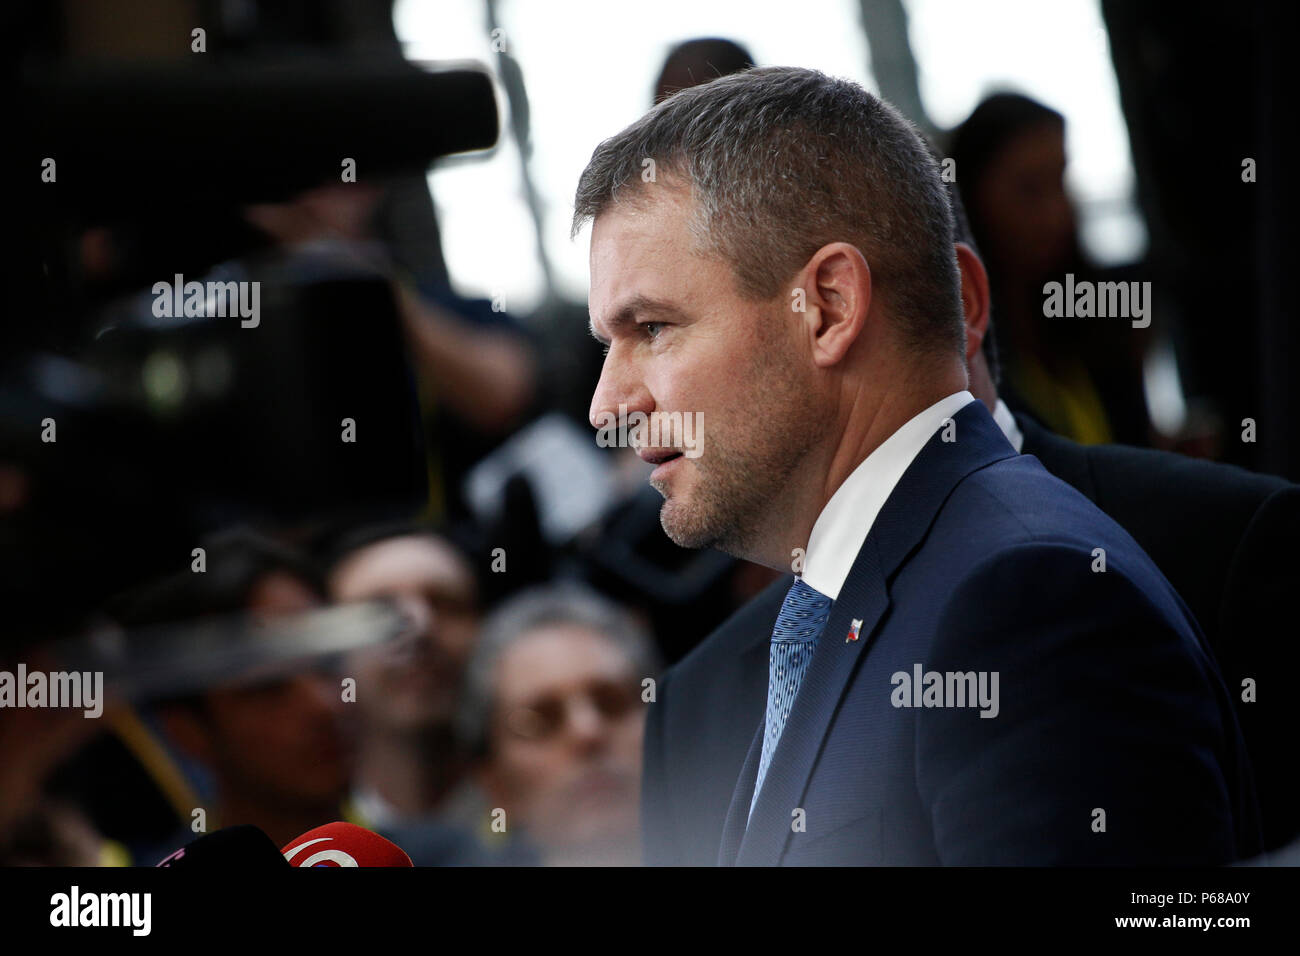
[642,322,663,339]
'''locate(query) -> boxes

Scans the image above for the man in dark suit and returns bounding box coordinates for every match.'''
[955,224,1300,854]
[573,67,1259,865]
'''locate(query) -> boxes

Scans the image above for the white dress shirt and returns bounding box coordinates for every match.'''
[992,398,1025,453]
[801,391,976,601]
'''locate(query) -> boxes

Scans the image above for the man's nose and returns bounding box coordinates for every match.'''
[564,695,609,753]
[588,349,652,431]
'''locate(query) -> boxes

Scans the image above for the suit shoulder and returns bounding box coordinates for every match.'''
[939,456,1185,606]
[946,453,1133,551]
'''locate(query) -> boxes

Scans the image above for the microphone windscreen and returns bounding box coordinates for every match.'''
[156,825,291,869]
[281,822,413,867]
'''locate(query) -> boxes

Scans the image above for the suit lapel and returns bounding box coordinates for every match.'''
[731,540,890,865]
[727,400,1017,865]
[717,699,766,865]
[703,576,789,865]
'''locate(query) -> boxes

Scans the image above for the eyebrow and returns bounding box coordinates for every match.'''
[589,295,687,346]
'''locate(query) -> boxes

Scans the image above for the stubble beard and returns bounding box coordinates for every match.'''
[653,348,826,562]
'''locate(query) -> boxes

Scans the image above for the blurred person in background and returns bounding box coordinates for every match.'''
[0,800,112,867]
[106,530,352,859]
[653,37,754,105]
[0,680,122,865]
[243,180,538,520]
[457,584,658,866]
[949,92,1151,448]
[241,178,536,434]
[325,522,503,864]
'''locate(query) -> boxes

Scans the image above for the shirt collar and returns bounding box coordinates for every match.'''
[801,391,975,600]
[992,398,1025,453]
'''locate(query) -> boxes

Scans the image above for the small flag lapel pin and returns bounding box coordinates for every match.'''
[846,618,863,643]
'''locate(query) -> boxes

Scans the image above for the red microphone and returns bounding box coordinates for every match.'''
[280,822,413,867]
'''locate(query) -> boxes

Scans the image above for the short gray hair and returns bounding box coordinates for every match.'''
[456,582,661,758]
[572,66,965,358]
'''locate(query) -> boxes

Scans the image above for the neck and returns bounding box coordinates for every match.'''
[750,355,968,571]
[354,725,465,818]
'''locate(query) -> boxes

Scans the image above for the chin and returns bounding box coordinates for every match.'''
[659,500,721,551]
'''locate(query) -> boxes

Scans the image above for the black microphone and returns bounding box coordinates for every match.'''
[155,825,291,869]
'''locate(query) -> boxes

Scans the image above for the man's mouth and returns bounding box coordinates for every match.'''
[638,448,686,484]
[637,448,683,466]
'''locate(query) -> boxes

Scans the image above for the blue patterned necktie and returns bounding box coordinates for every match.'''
[748,577,833,821]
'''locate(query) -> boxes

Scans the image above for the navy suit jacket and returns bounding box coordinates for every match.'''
[641,400,1261,865]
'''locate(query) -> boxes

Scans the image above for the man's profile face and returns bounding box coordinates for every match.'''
[586,185,827,558]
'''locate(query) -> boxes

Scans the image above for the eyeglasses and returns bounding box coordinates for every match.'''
[501,679,642,742]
